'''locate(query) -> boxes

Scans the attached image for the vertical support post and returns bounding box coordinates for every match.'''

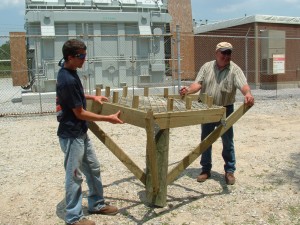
[113,91,119,103]
[91,87,103,114]
[164,88,169,98]
[207,96,213,108]
[145,110,169,207]
[105,86,110,98]
[199,93,208,104]
[144,87,149,97]
[185,96,192,110]
[167,98,174,111]
[96,87,101,96]
[122,86,128,98]
[132,95,139,108]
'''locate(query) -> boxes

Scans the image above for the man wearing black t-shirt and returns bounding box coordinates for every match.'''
[56,39,123,225]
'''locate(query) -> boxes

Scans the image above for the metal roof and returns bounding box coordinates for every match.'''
[194,15,300,34]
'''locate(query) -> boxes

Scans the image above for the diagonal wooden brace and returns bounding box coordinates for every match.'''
[88,121,146,185]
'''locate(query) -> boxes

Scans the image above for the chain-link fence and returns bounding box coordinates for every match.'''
[1,33,300,116]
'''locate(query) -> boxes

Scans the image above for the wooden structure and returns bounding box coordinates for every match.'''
[87,86,251,207]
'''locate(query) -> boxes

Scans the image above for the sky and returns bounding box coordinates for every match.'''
[191,0,300,24]
[1,0,300,35]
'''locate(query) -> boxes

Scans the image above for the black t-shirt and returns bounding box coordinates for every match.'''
[56,67,88,138]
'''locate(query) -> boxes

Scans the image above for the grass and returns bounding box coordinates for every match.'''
[288,205,300,223]
[0,64,12,78]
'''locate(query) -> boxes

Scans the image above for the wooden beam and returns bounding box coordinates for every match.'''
[154,108,226,129]
[166,104,252,185]
[88,101,147,128]
[88,121,146,185]
[164,94,199,101]
[145,110,160,201]
[145,110,169,207]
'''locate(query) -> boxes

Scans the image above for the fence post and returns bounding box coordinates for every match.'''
[176,25,181,91]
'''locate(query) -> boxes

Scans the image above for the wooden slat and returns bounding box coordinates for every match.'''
[100,102,147,128]
[165,94,199,101]
[166,104,252,185]
[88,121,146,185]
[154,108,226,129]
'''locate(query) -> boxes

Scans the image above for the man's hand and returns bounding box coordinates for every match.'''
[244,92,254,106]
[93,95,108,104]
[179,86,189,96]
[109,110,124,124]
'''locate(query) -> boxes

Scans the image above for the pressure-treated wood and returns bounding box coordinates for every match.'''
[145,110,169,206]
[87,87,251,207]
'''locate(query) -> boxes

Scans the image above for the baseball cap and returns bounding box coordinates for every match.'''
[216,42,233,51]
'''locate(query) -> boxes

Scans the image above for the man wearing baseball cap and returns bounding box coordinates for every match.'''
[179,42,254,185]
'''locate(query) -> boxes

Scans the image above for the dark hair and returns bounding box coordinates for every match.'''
[62,39,87,61]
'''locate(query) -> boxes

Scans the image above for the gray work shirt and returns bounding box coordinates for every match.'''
[195,60,248,106]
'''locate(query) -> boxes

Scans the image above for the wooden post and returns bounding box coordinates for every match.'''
[113,91,119,103]
[164,88,168,98]
[199,93,207,104]
[105,86,110,97]
[145,110,169,207]
[122,86,128,98]
[92,87,102,113]
[207,96,213,108]
[144,87,149,97]
[145,110,159,201]
[132,95,139,108]
[96,87,101,96]
[167,98,174,111]
[186,96,192,110]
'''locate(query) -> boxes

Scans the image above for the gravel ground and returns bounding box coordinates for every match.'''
[0,88,300,225]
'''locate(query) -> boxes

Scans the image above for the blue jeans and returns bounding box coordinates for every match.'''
[59,133,106,224]
[200,104,236,173]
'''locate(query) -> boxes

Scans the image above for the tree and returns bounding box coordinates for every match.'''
[0,41,11,60]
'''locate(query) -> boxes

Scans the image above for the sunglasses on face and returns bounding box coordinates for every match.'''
[74,53,87,59]
[220,50,232,55]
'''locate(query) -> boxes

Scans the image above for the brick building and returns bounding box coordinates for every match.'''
[194,15,300,89]
[167,0,195,80]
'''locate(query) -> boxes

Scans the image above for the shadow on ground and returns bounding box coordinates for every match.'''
[56,168,232,224]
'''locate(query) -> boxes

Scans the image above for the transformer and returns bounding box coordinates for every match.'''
[24,0,171,92]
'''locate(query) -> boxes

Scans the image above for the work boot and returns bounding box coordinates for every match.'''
[197,171,211,182]
[88,204,118,216]
[66,218,96,225]
[225,172,235,185]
